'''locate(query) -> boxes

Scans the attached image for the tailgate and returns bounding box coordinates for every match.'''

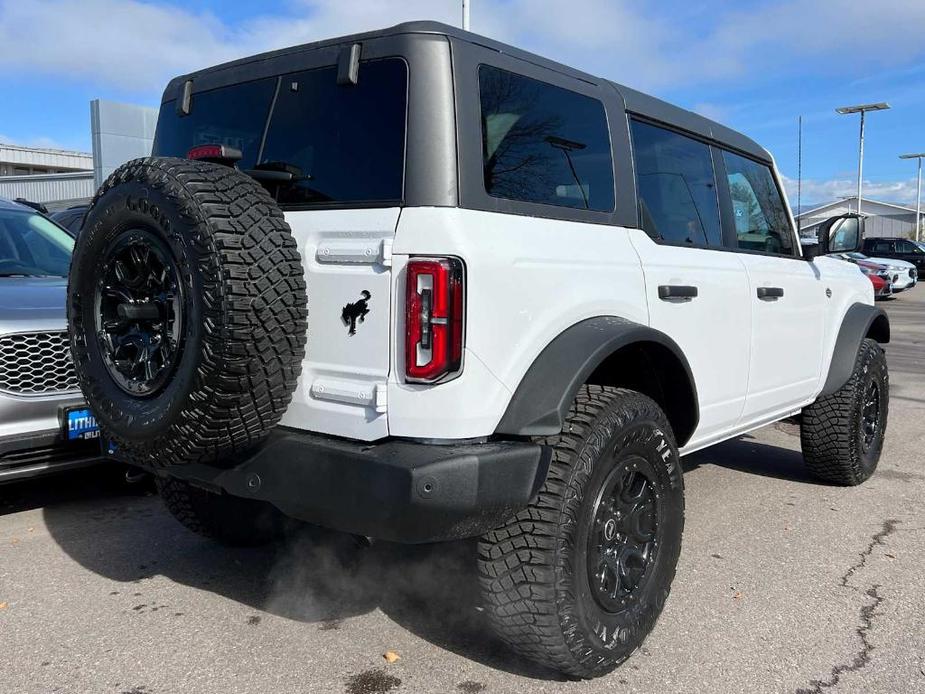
[280,208,400,440]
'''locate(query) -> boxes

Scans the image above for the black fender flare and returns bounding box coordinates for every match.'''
[494,317,699,443]
[819,303,890,397]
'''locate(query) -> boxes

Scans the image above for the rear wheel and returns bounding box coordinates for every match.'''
[479,386,684,678]
[158,477,287,547]
[801,338,888,485]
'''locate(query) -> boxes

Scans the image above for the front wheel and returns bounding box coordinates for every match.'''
[801,338,889,485]
[479,386,685,678]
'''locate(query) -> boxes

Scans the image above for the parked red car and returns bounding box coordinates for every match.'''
[866,271,892,299]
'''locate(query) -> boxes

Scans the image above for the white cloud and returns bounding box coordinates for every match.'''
[0,133,67,150]
[781,175,921,207]
[3,0,925,96]
[0,0,462,93]
[691,102,730,123]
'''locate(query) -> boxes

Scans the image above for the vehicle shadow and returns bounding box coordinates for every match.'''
[40,481,562,680]
[0,463,142,516]
[681,430,824,485]
[40,430,817,680]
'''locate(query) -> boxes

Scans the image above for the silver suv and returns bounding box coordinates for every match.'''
[0,198,99,482]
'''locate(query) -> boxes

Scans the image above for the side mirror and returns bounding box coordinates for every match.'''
[812,213,864,259]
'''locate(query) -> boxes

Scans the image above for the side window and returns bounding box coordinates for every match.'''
[895,240,917,253]
[721,150,795,255]
[478,65,614,212]
[873,240,894,254]
[629,119,722,247]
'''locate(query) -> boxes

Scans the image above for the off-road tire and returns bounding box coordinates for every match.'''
[158,477,286,546]
[478,386,685,678]
[801,338,888,485]
[68,157,307,469]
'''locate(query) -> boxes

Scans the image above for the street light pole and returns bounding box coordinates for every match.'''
[900,153,925,242]
[857,110,865,214]
[836,102,891,217]
[918,158,922,242]
[462,0,470,30]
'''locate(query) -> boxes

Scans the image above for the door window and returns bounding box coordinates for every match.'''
[895,239,920,254]
[629,119,723,246]
[872,240,894,254]
[721,150,794,255]
[478,65,614,212]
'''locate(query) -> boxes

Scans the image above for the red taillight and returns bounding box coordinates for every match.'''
[405,257,464,383]
[186,144,242,164]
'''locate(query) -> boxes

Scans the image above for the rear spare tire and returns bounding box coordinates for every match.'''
[68,157,307,468]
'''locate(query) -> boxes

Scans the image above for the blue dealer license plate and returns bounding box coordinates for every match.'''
[64,407,99,441]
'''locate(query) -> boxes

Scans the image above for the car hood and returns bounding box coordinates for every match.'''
[866,256,916,271]
[0,276,68,324]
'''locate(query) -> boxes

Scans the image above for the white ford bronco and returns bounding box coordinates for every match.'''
[67,22,890,678]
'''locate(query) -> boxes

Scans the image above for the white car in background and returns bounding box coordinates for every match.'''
[836,251,917,291]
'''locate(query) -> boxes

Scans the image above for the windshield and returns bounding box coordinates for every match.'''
[153,58,408,207]
[0,208,74,277]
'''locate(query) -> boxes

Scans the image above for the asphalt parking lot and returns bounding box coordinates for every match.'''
[1,289,923,694]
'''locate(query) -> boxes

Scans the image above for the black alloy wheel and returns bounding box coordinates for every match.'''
[860,380,881,453]
[94,229,184,397]
[587,455,660,613]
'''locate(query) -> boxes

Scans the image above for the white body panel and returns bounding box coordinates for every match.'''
[627,230,750,448]
[388,207,648,439]
[736,253,825,421]
[811,256,876,389]
[280,208,401,441]
[278,206,873,450]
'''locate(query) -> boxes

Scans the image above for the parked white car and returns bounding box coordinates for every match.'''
[836,251,917,291]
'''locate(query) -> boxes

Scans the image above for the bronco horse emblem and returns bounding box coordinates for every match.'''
[341,290,371,336]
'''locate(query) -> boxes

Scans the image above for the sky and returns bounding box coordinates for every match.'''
[2,0,925,207]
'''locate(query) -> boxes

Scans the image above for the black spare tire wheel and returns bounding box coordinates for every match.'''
[68,157,308,468]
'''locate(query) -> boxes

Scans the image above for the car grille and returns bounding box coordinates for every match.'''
[0,331,79,396]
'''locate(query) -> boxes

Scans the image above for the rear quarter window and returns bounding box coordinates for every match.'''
[478,65,614,212]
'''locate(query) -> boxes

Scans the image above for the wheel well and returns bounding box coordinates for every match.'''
[867,313,890,343]
[587,341,698,446]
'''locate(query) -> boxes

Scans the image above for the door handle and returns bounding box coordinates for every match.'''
[757,286,784,300]
[658,285,698,301]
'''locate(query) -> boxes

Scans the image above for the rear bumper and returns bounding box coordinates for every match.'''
[139,428,551,543]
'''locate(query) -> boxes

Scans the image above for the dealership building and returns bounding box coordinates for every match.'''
[0,143,94,210]
[0,100,156,211]
[796,196,921,240]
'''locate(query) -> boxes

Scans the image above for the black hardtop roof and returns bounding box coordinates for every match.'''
[163,20,770,162]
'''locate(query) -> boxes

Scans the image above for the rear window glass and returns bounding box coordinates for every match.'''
[478,65,614,212]
[154,78,276,172]
[153,58,408,206]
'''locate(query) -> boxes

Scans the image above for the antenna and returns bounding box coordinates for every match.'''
[462,0,470,30]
